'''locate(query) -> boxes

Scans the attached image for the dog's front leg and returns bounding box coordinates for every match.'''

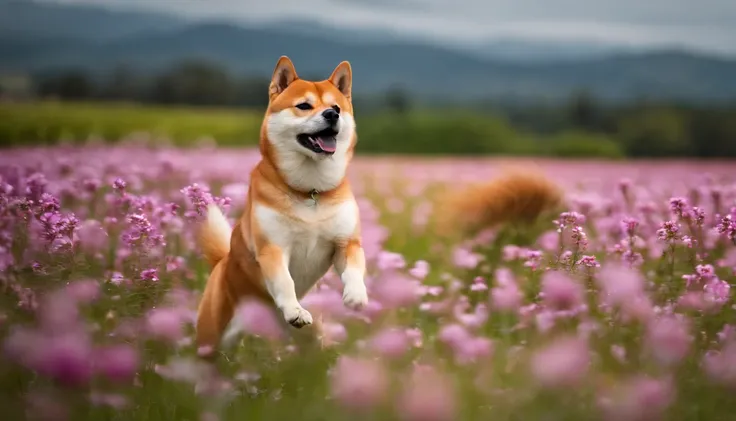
[257,243,313,328]
[333,238,369,310]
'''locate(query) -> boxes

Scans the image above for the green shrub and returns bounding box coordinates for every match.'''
[546,131,625,159]
[358,111,535,155]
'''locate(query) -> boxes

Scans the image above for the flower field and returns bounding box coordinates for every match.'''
[1,145,736,421]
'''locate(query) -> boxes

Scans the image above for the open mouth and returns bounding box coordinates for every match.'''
[297,127,338,155]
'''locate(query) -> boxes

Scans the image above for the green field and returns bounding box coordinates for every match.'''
[3,147,736,420]
[0,101,264,147]
[0,101,626,158]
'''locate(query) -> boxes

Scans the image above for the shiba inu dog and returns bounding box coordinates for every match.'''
[194,56,367,354]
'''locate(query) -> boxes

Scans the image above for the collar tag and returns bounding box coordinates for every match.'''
[309,189,319,205]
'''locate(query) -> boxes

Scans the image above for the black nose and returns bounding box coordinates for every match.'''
[322,108,339,124]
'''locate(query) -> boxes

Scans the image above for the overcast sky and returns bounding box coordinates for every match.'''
[47,0,736,54]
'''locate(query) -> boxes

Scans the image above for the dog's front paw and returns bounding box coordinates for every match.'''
[342,281,368,310]
[282,306,313,328]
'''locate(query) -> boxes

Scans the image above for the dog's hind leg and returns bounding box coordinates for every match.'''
[195,256,237,357]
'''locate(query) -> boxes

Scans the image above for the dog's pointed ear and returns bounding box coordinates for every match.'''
[329,61,352,99]
[270,56,298,97]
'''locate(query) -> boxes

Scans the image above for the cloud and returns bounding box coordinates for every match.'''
[327,0,430,12]
[42,0,736,54]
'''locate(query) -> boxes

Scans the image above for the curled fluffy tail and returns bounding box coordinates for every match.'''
[436,169,563,237]
[197,204,232,267]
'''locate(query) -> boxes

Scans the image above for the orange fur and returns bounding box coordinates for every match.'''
[195,56,366,357]
[436,169,563,237]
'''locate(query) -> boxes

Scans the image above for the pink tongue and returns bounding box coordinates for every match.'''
[316,137,337,152]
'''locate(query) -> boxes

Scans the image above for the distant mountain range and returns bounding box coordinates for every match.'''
[2,0,736,103]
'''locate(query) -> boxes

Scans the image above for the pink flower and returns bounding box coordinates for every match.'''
[75,219,109,254]
[330,356,389,410]
[376,251,406,271]
[146,308,185,342]
[235,299,285,341]
[717,324,735,343]
[452,247,482,269]
[597,263,645,305]
[36,333,94,387]
[530,336,590,388]
[537,230,560,251]
[502,245,525,261]
[409,260,430,280]
[140,268,159,282]
[405,328,423,348]
[702,342,736,386]
[644,315,692,366]
[37,290,80,332]
[438,323,470,348]
[94,345,138,383]
[369,327,410,359]
[491,282,523,312]
[598,376,674,421]
[372,274,422,309]
[470,276,488,292]
[438,323,493,364]
[703,278,730,306]
[301,288,347,318]
[398,365,456,421]
[610,344,627,363]
[540,271,584,311]
[65,279,100,304]
[322,322,347,346]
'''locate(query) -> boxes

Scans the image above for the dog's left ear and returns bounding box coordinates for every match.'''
[270,56,298,98]
[329,61,352,99]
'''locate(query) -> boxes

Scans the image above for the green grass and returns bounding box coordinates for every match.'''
[0,101,263,147]
[0,101,627,158]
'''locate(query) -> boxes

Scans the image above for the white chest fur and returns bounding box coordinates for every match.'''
[254,199,359,297]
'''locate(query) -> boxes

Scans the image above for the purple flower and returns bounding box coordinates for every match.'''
[409,260,430,280]
[621,217,639,237]
[330,356,389,410]
[452,247,482,269]
[94,345,139,383]
[235,299,285,341]
[703,278,730,306]
[540,271,585,311]
[397,365,456,421]
[146,308,185,342]
[554,211,586,232]
[368,327,410,359]
[596,263,645,306]
[598,375,675,421]
[112,178,127,192]
[140,268,159,282]
[656,220,681,242]
[530,336,590,388]
[75,219,109,253]
[669,197,689,218]
[577,255,600,268]
[645,315,692,366]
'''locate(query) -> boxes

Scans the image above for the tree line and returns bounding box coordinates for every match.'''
[10,59,736,158]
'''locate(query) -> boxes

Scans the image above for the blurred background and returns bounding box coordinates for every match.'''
[1,0,735,158]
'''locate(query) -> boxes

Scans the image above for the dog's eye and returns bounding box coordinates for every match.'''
[295,102,313,110]
[332,105,341,114]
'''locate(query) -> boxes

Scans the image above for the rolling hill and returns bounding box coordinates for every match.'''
[2,0,736,103]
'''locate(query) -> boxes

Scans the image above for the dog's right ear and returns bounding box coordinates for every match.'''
[270,56,298,98]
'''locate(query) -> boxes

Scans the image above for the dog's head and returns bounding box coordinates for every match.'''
[263,56,355,161]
